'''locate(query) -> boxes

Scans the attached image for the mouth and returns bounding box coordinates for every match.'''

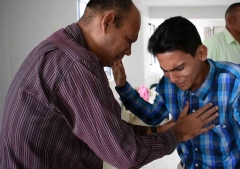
[176,81,185,87]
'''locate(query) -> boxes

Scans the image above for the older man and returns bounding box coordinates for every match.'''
[204,3,240,63]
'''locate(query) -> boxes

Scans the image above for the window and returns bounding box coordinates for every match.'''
[203,27,214,41]
[77,0,89,20]
[148,23,156,65]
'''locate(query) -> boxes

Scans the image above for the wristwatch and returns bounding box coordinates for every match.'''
[151,126,157,133]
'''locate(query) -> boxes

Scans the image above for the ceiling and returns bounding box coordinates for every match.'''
[140,0,239,7]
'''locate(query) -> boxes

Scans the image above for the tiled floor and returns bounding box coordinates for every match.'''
[103,150,180,169]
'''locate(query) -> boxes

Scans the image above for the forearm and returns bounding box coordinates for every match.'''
[116,82,169,125]
[126,122,148,136]
[62,61,178,168]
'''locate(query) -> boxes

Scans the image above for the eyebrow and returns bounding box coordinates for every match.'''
[160,63,185,72]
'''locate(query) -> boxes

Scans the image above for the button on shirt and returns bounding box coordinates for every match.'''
[116,59,240,168]
[204,28,240,63]
[0,23,178,169]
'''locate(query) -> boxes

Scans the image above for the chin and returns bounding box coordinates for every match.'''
[177,85,189,91]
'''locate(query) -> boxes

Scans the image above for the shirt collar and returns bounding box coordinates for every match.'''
[181,59,215,101]
[64,23,102,66]
[223,27,238,44]
[65,23,90,51]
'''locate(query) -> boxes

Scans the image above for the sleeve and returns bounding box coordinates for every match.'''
[124,122,148,136]
[55,61,178,169]
[115,82,169,126]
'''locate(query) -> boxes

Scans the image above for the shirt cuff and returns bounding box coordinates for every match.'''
[115,81,129,91]
[157,129,178,155]
[115,82,137,101]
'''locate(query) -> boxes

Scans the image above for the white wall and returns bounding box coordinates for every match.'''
[149,6,227,19]
[0,0,77,128]
[122,14,145,88]
[133,0,149,17]
[6,0,77,78]
[0,0,11,126]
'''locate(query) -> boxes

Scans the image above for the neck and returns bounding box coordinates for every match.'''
[77,21,95,51]
[199,61,210,85]
[77,21,104,59]
[190,61,210,91]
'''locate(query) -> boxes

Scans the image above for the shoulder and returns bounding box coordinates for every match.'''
[214,61,240,79]
[204,31,225,45]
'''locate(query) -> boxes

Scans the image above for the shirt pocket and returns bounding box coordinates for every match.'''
[211,122,234,160]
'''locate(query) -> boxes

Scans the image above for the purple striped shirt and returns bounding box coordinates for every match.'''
[0,23,177,169]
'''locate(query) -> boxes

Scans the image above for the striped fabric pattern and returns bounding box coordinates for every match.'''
[0,23,177,169]
[117,59,240,169]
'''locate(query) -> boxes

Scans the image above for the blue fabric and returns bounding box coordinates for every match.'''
[116,59,240,169]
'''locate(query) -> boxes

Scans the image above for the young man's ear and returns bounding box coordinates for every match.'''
[102,13,115,33]
[197,45,208,61]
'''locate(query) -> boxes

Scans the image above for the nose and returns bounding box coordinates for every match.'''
[125,46,132,56]
[168,72,179,83]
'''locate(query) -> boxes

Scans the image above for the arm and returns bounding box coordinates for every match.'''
[113,60,219,142]
[56,61,178,168]
[113,60,169,125]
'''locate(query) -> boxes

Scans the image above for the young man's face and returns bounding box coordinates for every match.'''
[156,47,209,91]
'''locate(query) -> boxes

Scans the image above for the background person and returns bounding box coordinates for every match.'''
[204,3,240,63]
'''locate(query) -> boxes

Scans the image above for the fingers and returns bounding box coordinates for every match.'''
[198,110,219,134]
[200,110,219,125]
[112,60,120,71]
[179,101,189,117]
[193,103,213,117]
[199,124,216,134]
[112,61,117,70]
[172,103,219,142]
[112,60,124,73]
[112,60,127,87]
[117,59,123,67]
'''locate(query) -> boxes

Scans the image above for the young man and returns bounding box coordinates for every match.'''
[204,3,240,63]
[0,1,218,169]
[113,16,240,168]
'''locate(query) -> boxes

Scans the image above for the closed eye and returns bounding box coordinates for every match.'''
[162,66,184,72]
[176,67,184,71]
